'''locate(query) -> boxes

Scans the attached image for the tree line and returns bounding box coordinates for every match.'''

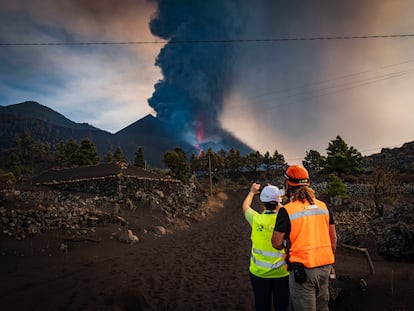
[163,135,363,184]
[1,134,146,182]
[1,133,362,183]
[1,133,397,217]
[3,134,362,182]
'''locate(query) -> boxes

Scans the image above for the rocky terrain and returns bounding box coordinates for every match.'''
[1,179,413,262]
[0,165,208,248]
[1,149,414,310]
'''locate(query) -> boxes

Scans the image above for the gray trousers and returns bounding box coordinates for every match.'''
[289,264,332,311]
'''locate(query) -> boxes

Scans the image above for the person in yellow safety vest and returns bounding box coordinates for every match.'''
[271,165,337,311]
[242,183,290,311]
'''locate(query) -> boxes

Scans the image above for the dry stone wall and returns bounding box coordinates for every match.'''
[1,175,204,243]
[311,182,414,262]
[0,189,126,241]
[312,182,414,197]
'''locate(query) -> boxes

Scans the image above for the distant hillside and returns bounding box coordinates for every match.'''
[0,102,115,161]
[115,114,195,166]
[0,101,98,130]
[0,101,254,168]
[362,141,414,182]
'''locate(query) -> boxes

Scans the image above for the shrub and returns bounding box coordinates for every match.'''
[324,174,348,199]
[0,172,17,184]
[237,176,248,186]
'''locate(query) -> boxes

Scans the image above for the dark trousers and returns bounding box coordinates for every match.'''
[250,272,290,311]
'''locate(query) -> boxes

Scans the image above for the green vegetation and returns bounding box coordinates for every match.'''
[6,133,51,178]
[113,146,126,163]
[0,133,368,188]
[303,149,326,177]
[74,138,99,166]
[0,134,149,181]
[54,138,99,167]
[324,136,362,177]
[324,174,349,199]
[134,147,146,168]
[237,175,248,187]
[163,148,190,183]
[368,164,398,217]
[103,151,115,163]
[0,171,17,184]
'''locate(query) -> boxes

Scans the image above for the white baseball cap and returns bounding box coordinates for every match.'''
[260,185,285,203]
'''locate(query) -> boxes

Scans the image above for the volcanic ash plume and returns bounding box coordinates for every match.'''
[147,0,247,151]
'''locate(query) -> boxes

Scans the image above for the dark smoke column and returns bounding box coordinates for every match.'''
[147,0,245,148]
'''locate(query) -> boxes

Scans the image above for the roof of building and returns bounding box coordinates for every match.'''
[33,162,171,184]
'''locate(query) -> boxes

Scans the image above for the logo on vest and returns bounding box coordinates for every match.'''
[303,204,318,209]
[255,224,275,232]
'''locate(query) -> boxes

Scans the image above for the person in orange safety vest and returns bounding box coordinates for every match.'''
[271,165,337,311]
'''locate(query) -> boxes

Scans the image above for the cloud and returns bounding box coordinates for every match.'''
[220,0,414,160]
[0,0,161,133]
[1,0,413,160]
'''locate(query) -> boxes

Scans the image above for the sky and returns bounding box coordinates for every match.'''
[1,0,414,163]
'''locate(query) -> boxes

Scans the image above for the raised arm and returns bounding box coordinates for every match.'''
[242,183,261,214]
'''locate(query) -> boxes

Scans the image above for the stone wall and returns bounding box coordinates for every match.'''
[42,175,201,217]
[312,182,414,197]
[43,175,182,198]
[1,175,204,242]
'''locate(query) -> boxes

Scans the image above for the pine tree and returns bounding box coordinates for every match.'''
[133,147,145,168]
[114,146,126,163]
[303,149,326,177]
[74,138,99,166]
[270,149,286,173]
[226,147,242,173]
[324,136,362,177]
[54,141,67,167]
[245,151,263,172]
[103,151,115,163]
[163,148,189,182]
[66,139,80,167]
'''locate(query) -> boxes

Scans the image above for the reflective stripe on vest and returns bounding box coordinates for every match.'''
[289,206,329,221]
[251,248,286,269]
[253,248,284,258]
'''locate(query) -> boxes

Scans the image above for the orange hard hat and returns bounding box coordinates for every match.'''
[284,165,310,186]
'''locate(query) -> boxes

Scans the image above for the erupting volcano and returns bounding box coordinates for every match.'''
[193,122,205,156]
[147,0,253,157]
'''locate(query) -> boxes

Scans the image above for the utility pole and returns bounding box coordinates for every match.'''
[209,154,213,196]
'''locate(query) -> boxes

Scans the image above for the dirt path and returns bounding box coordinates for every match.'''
[1,190,413,310]
[1,190,254,310]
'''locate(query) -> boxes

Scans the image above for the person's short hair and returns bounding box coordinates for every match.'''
[263,201,278,210]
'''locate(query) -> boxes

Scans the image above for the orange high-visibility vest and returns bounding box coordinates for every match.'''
[285,199,334,268]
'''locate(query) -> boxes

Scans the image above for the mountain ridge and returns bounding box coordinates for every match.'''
[0,101,254,167]
[0,101,102,131]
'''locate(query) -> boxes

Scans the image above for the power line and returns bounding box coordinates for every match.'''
[227,67,414,118]
[244,57,414,107]
[1,33,414,46]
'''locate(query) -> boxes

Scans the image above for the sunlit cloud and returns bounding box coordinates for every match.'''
[1,0,414,160]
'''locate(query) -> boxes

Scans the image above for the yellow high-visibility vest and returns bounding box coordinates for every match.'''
[249,212,289,278]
